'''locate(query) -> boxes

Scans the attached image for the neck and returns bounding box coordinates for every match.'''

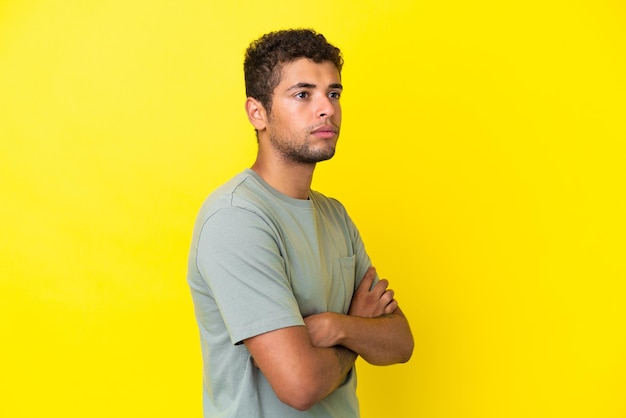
[251,156,316,200]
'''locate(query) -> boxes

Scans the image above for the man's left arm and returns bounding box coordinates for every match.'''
[304,267,414,366]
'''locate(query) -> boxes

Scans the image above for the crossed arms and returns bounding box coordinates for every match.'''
[244,267,414,411]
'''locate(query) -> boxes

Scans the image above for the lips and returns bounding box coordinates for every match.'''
[311,125,338,137]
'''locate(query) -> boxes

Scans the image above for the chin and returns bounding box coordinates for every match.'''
[295,151,335,164]
[314,147,336,162]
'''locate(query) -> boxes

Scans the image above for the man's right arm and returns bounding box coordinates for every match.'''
[244,326,356,411]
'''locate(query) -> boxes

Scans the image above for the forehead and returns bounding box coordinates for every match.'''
[276,58,341,88]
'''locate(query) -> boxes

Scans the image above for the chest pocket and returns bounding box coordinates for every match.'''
[335,255,356,314]
[292,254,356,316]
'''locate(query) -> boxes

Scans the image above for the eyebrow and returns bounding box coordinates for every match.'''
[287,82,344,91]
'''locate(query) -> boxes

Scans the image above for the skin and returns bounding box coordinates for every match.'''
[243,58,414,411]
[246,59,342,199]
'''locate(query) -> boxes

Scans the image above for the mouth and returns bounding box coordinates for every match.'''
[311,125,338,139]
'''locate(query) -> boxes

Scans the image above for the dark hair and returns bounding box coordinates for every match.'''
[244,29,343,114]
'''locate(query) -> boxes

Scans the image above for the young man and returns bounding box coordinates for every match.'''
[187,29,414,417]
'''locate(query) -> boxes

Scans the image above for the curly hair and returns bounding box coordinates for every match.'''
[244,29,343,114]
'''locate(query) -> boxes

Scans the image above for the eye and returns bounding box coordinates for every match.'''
[328,91,341,99]
[295,91,309,99]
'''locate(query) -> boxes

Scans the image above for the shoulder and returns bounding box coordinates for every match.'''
[196,170,270,221]
[193,170,301,245]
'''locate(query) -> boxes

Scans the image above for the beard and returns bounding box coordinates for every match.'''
[269,129,339,165]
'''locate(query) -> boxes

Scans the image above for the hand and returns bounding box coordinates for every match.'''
[348,267,398,318]
[303,312,340,348]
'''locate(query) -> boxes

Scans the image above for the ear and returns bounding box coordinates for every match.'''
[245,97,268,131]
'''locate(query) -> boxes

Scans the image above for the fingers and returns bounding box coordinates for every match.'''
[380,288,394,305]
[356,266,377,292]
[380,288,397,315]
[371,278,389,297]
[352,267,400,317]
[384,298,398,315]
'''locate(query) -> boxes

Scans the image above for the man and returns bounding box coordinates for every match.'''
[187,29,414,417]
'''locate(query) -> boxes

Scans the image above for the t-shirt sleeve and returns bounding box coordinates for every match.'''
[195,207,304,345]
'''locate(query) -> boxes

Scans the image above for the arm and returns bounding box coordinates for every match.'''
[335,306,412,365]
[304,267,414,366]
[198,209,355,410]
[244,326,356,411]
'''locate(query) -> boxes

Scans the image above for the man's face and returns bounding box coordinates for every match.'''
[265,58,342,164]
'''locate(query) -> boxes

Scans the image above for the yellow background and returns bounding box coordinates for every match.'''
[1,1,625,417]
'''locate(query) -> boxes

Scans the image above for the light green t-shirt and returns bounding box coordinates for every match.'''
[188,169,374,417]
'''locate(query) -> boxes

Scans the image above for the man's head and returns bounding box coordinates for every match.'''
[244,29,343,114]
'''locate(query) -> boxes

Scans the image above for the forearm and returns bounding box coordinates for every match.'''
[245,326,357,411]
[337,309,413,365]
[307,308,413,366]
[308,345,357,401]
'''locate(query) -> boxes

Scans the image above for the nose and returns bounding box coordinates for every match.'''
[316,95,335,119]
